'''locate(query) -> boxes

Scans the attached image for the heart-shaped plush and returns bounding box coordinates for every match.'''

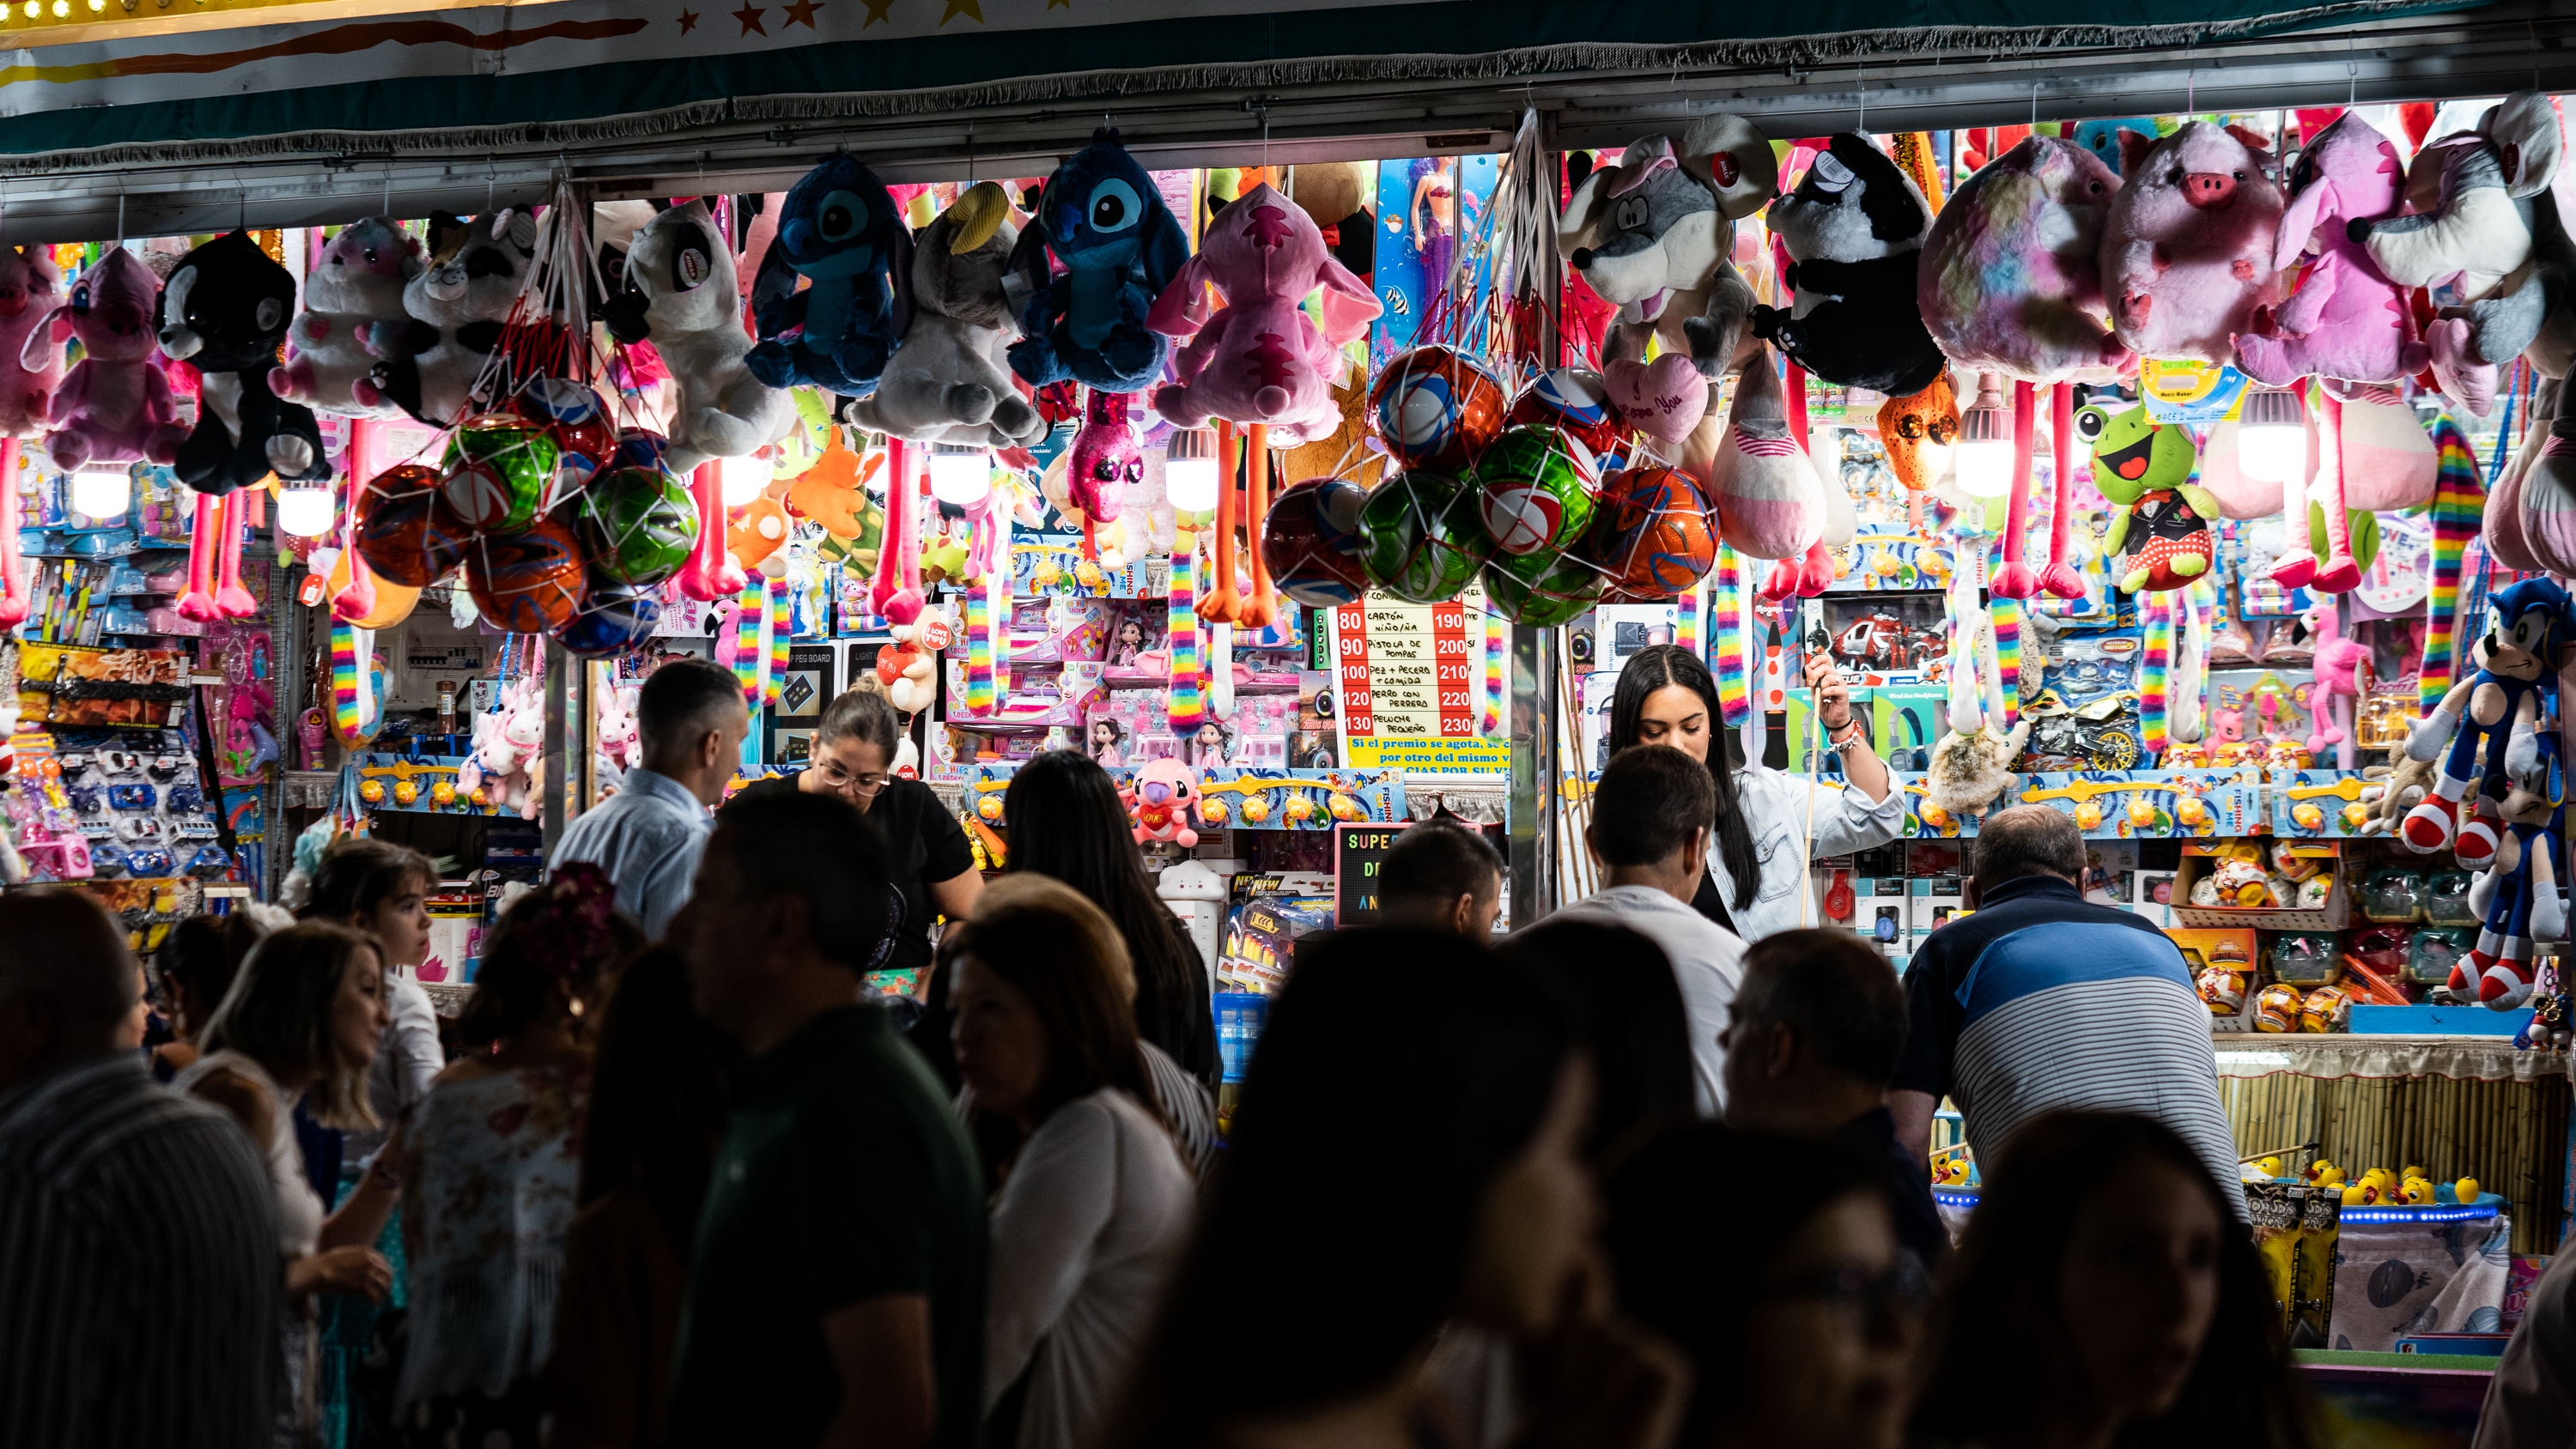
[875,642,920,687]
[1603,355,1710,444]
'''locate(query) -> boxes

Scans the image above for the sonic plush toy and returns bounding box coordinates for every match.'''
[746,156,913,397]
[1007,129,1191,394]
[2405,577,2573,867]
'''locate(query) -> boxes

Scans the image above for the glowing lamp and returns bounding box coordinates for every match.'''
[276,484,335,537]
[70,466,131,520]
[2238,387,2308,483]
[1164,427,1220,513]
[718,452,769,507]
[1953,372,2014,499]
[927,443,992,507]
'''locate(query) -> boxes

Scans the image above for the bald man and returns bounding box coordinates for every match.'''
[0,892,283,1447]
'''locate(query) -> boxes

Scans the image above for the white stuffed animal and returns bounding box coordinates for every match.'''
[271,217,422,418]
[605,200,794,475]
[1925,571,2030,820]
[846,182,1047,448]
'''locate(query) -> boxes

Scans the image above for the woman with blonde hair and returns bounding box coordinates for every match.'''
[177,920,398,1445]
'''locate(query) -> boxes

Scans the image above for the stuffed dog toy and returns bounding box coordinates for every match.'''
[158,230,330,494]
[1918,134,2127,381]
[365,209,538,427]
[0,245,62,439]
[1558,114,1776,378]
[603,199,793,474]
[746,155,912,398]
[1008,129,1192,394]
[2235,113,2427,387]
[1149,181,1382,444]
[272,217,422,418]
[1752,133,1945,397]
[845,182,1047,448]
[2102,122,2287,365]
[27,249,186,470]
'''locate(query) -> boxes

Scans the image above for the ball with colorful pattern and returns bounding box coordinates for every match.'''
[1510,366,1629,461]
[1471,425,1601,557]
[1483,545,1604,628]
[355,463,471,588]
[1262,476,1374,608]
[575,464,697,586]
[465,517,588,635]
[614,429,673,474]
[552,574,665,657]
[441,414,561,534]
[1582,465,1715,600]
[1369,345,1508,470]
[1358,470,1492,604]
[2300,985,2352,1034]
[513,377,617,485]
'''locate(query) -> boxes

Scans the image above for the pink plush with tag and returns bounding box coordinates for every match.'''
[2233,112,2427,387]
[2102,121,2288,365]
[1602,355,1710,444]
[1148,183,1381,446]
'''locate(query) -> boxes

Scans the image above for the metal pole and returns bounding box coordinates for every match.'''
[1508,622,1554,928]
[539,639,584,855]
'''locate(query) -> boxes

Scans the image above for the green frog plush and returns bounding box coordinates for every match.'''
[2076,403,2220,592]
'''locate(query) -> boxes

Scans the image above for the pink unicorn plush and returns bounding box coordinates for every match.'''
[0,246,64,439]
[26,250,188,470]
[1148,182,1381,445]
[2234,112,2428,387]
[2102,122,2288,365]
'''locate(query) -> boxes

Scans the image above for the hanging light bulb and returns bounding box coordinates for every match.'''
[1953,372,2014,499]
[718,452,769,508]
[276,483,335,538]
[927,443,992,507]
[2238,386,2308,483]
[1164,427,1220,513]
[70,466,130,520]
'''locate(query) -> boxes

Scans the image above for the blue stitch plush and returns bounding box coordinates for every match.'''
[745,155,914,397]
[1005,129,1192,394]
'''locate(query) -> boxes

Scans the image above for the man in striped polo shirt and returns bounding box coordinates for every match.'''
[1888,806,2244,1217]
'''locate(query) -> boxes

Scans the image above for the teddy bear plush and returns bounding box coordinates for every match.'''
[1558,114,1777,378]
[0,245,63,440]
[366,209,538,427]
[1918,133,2127,382]
[1148,181,1382,444]
[746,156,913,398]
[157,230,331,495]
[26,249,187,470]
[271,217,422,419]
[1751,133,1944,397]
[603,199,792,475]
[2101,122,2287,365]
[1008,130,1192,394]
[845,182,1048,448]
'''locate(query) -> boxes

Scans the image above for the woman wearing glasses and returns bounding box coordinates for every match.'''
[721,688,981,979]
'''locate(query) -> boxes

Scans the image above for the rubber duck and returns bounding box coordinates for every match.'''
[2458,1176,2482,1202]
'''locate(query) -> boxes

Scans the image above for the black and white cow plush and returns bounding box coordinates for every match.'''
[1752,133,1947,396]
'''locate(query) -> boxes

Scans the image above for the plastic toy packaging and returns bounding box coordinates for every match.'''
[2271,932,2343,986]
[2252,982,2305,1033]
[2408,927,2474,987]
[2363,869,2429,924]
[2427,871,2476,926]
[2300,985,2353,1034]
[2350,925,2413,977]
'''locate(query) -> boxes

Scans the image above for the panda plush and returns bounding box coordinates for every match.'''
[363,209,538,427]
[1750,133,1946,397]
[156,229,330,494]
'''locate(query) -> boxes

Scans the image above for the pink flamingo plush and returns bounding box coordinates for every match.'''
[1147,183,1381,444]
[2303,599,2372,764]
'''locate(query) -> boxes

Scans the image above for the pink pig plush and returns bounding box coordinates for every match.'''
[25,250,188,470]
[1917,134,2127,382]
[0,246,64,439]
[1148,183,1381,445]
[2102,122,2288,365]
[2233,112,2428,387]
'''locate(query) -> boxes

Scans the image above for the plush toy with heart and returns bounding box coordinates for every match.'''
[1558,115,1777,377]
[609,200,794,475]
[2101,122,2288,365]
[745,157,912,398]
[272,217,422,419]
[1601,355,1710,446]
[1009,130,1192,394]
[847,182,1048,447]
[2233,112,2428,388]
[158,230,331,495]
[1750,133,1945,397]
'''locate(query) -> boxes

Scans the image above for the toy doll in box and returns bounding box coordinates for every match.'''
[1091,691,1182,767]
[1103,601,1172,682]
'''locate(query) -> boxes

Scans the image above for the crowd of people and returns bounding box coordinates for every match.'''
[0,643,2550,1449]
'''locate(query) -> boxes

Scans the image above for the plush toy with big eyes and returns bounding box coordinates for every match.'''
[1007,129,1192,394]
[2077,402,2217,593]
[271,216,423,419]
[606,199,793,475]
[745,155,913,398]
[2100,121,2287,366]
[2403,576,2573,865]
[1875,373,1958,491]
[1751,133,1945,397]
[1557,113,1777,378]
[25,249,184,471]
[158,229,330,494]
[364,209,538,427]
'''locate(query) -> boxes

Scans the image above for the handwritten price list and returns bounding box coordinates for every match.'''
[1334,591,1479,739]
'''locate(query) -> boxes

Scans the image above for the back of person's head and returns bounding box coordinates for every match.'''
[1377,820,1504,926]
[640,655,747,767]
[1971,805,2085,895]
[1732,928,1907,1088]
[1003,750,1199,1013]
[1913,1111,2315,1449]
[456,863,643,1051]
[301,838,434,924]
[1593,743,1716,868]
[0,889,138,1079]
[200,921,381,1130]
[701,791,892,970]
[1496,918,1693,1159]
[1607,1120,1914,1449]
[1109,928,1573,1449]
[814,687,902,755]
[580,946,733,1249]
[158,912,265,1036]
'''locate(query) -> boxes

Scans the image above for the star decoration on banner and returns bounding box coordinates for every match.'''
[860,0,890,23]
[782,0,821,25]
[676,7,697,28]
[732,1,764,32]
[939,0,981,23]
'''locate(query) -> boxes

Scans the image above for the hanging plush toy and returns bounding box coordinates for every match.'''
[1694,343,1825,589]
[158,230,331,495]
[364,210,538,427]
[2078,402,2218,593]
[745,156,912,397]
[2402,577,2573,865]
[1065,387,1141,562]
[2461,760,2567,1009]
[272,218,424,418]
[1876,373,1958,491]
[1007,130,1192,394]
[28,249,187,470]
[2102,123,2287,364]
[1751,133,1945,397]
[845,182,1048,448]
[1918,134,2127,381]
[1558,115,1777,375]
[605,200,793,475]
[1148,182,1383,443]
[0,246,63,439]
[2233,113,2427,388]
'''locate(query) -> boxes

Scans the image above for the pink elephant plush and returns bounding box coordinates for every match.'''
[26,249,187,470]
[2234,112,2428,386]
[0,246,64,440]
[1148,183,1381,445]
[2102,122,2287,365]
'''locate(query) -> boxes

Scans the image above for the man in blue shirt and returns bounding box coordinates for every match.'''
[1887,806,2244,1216]
[553,655,749,940]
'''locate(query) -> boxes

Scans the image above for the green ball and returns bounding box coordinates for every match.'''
[2306,502,2381,576]
[1483,546,1603,627]
[1469,425,1601,557]
[440,414,561,535]
[1358,471,1492,603]
[577,465,697,585]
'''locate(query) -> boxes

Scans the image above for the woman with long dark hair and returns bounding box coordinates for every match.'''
[1911,1110,2320,1449]
[1000,749,1218,1086]
[1607,644,1899,943]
